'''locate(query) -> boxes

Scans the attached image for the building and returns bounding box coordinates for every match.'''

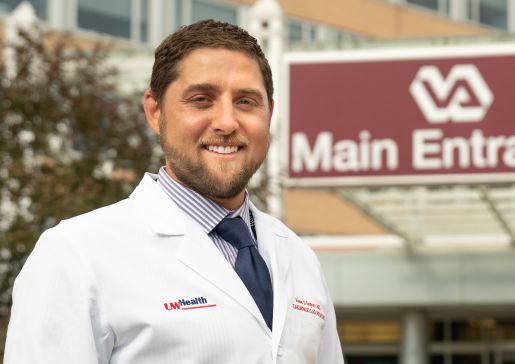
[2,1,515,363]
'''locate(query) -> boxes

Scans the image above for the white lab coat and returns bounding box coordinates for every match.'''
[5,173,344,364]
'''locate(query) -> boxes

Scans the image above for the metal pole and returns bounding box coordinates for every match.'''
[248,0,284,219]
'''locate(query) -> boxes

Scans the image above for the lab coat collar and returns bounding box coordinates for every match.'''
[129,173,186,236]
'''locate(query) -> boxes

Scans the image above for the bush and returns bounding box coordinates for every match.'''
[0,28,160,356]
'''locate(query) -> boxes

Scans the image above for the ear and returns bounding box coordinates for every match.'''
[143,89,161,135]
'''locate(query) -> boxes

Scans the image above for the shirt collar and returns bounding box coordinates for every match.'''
[156,166,252,234]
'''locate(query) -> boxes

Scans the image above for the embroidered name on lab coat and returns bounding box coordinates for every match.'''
[292,297,325,320]
[164,297,216,311]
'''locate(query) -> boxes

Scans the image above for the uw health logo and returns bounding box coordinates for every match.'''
[409,64,494,124]
[164,296,216,311]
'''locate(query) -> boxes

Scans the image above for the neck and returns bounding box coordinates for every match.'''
[207,193,245,211]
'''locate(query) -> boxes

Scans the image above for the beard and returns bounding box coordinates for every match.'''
[159,120,268,199]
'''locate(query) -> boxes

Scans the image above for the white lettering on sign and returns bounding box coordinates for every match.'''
[292,132,332,172]
[291,131,398,173]
[291,129,515,175]
[412,129,444,169]
[413,129,515,170]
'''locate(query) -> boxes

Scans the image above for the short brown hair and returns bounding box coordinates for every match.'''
[150,19,273,105]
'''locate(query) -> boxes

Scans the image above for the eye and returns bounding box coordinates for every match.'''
[190,96,212,108]
[236,97,257,107]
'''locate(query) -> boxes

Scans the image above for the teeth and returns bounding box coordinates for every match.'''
[207,145,238,154]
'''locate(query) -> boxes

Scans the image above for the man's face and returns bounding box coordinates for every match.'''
[144,48,273,209]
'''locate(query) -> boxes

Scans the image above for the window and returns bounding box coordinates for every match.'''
[339,320,400,344]
[430,317,515,363]
[288,21,303,43]
[479,0,507,29]
[191,0,237,24]
[346,355,398,364]
[407,0,439,11]
[77,0,132,38]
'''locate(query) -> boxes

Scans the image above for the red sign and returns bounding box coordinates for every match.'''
[285,45,515,186]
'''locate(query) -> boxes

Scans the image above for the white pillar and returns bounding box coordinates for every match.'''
[449,0,468,22]
[401,310,428,364]
[508,0,515,33]
[248,0,284,219]
[148,0,167,46]
[48,0,65,29]
[131,0,142,42]
[48,0,76,30]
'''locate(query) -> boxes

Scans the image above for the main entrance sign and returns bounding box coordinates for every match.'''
[284,45,515,186]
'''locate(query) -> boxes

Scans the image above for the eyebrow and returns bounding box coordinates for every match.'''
[181,83,221,98]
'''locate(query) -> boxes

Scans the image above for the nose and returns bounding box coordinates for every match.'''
[211,99,239,135]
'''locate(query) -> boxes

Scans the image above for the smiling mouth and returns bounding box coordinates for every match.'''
[205,145,241,154]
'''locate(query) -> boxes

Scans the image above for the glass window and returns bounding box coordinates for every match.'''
[451,354,482,364]
[191,0,237,24]
[407,0,439,11]
[429,320,446,342]
[346,356,398,364]
[339,320,400,344]
[0,0,47,19]
[77,0,132,38]
[430,354,444,364]
[490,319,515,340]
[309,25,317,41]
[479,0,507,29]
[451,320,482,341]
[288,20,303,43]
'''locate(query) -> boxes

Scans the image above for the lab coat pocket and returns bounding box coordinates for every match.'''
[280,310,324,363]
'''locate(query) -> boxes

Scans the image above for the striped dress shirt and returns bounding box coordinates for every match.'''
[156,166,257,268]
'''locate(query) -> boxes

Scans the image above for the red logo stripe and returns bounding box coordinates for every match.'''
[181,304,217,310]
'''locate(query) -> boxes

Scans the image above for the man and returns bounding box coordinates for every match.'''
[5,20,344,363]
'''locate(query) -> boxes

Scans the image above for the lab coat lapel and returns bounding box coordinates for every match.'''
[175,220,268,330]
[250,203,292,355]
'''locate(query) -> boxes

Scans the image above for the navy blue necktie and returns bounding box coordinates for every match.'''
[214,217,273,330]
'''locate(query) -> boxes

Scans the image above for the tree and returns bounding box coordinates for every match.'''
[0,28,160,354]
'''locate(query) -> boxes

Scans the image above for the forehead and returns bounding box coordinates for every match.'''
[174,47,265,87]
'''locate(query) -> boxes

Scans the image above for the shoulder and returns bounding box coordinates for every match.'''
[29,197,132,259]
[58,197,133,233]
[51,173,158,240]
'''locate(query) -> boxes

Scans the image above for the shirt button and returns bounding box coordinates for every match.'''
[277,345,284,357]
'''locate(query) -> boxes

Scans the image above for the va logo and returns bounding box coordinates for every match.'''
[409,64,494,124]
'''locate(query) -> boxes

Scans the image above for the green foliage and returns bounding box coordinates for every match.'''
[0,27,272,360]
[0,28,160,355]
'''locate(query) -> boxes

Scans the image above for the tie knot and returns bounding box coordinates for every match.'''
[214,217,254,250]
